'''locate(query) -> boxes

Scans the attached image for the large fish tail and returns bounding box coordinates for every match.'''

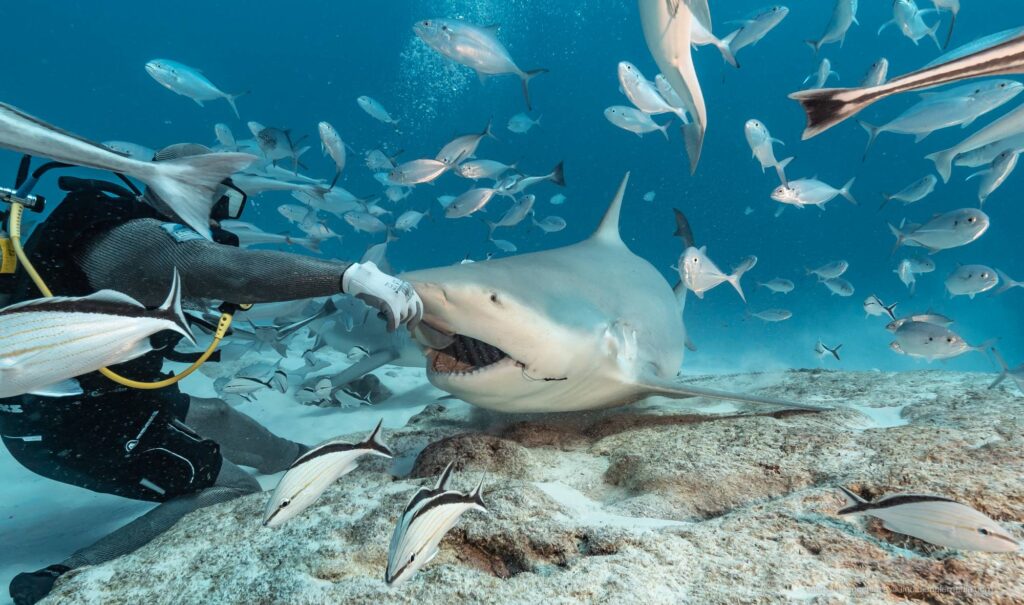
[548,160,566,187]
[789,87,871,140]
[924,148,956,183]
[774,157,793,185]
[520,68,549,112]
[157,269,196,345]
[145,152,256,239]
[225,90,249,119]
[839,177,858,206]
[858,121,882,161]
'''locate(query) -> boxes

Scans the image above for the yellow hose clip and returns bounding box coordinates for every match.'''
[7,202,234,390]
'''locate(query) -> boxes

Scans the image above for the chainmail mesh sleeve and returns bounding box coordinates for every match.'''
[76,218,351,307]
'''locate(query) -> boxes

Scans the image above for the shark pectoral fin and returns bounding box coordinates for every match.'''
[636,373,832,412]
[329,349,400,394]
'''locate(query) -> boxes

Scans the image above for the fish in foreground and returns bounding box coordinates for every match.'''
[604,106,671,139]
[0,102,254,239]
[639,0,705,174]
[895,259,916,294]
[318,121,346,187]
[402,176,829,414]
[749,308,792,322]
[145,59,246,118]
[414,19,547,110]
[945,264,999,298]
[0,271,193,398]
[681,246,754,302]
[926,102,1024,183]
[989,348,1024,395]
[806,0,859,54]
[721,5,789,61]
[803,58,839,90]
[744,119,792,184]
[807,260,849,280]
[263,420,393,528]
[790,31,1024,139]
[888,209,989,254]
[357,96,400,128]
[758,279,794,294]
[890,321,992,361]
[863,295,898,320]
[879,175,937,210]
[507,113,541,134]
[837,487,1019,552]
[815,341,842,361]
[385,462,486,586]
[771,177,856,209]
[966,149,1019,206]
[859,80,1023,158]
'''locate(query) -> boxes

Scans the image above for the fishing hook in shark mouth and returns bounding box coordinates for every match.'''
[429,333,510,375]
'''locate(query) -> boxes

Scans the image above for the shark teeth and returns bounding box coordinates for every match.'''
[428,334,510,376]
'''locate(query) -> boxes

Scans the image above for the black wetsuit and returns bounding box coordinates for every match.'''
[0,179,350,502]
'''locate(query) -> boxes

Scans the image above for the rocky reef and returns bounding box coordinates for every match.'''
[46,370,1023,604]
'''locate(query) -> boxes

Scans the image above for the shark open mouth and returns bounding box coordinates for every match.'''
[428,333,510,375]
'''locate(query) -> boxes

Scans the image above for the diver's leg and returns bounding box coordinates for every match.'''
[184,396,305,474]
[59,459,259,569]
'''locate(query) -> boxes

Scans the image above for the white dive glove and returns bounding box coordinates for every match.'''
[342,262,423,332]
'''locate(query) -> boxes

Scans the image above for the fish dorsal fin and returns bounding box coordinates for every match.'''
[434,461,455,491]
[590,172,629,245]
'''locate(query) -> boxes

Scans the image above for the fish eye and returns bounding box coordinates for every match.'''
[280,499,291,508]
[982,272,989,278]
[968,216,977,223]
[946,337,954,344]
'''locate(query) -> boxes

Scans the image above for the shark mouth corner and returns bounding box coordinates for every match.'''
[427,333,511,376]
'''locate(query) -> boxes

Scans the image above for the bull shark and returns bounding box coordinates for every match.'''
[401,173,827,414]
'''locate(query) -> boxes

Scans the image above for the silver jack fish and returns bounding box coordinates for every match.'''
[0,271,193,398]
[790,31,1024,139]
[837,487,1020,552]
[414,20,547,110]
[145,59,247,118]
[806,0,859,54]
[263,419,392,528]
[888,208,988,254]
[385,462,486,586]
[0,103,255,239]
[890,321,993,361]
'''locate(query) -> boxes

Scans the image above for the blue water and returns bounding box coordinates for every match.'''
[2,0,1021,373]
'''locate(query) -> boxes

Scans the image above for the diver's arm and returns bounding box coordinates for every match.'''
[77,218,350,306]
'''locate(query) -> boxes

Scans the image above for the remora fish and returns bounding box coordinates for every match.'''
[837,487,1020,552]
[413,19,548,110]
[145,59,246,118]
[263,420,393,528]
[639,0,706,174]
[402,176,828,413]
[879,175,937,209]
[385,462,487,586]
[888,208,989,253]
[0,271,194,398]
[744,119,792,184]
[806,0,859,54]
[0,102,254,239]
[789,31,1024,139]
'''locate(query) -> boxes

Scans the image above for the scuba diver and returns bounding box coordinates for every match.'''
[0,144,423,604]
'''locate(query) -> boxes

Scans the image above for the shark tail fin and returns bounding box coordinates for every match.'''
[637,373,833,412]
[681,122,704,175]
[549,160,566,187]
[789,87,867,140]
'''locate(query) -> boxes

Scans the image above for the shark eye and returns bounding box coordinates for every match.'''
[489,293,500,304]
[979,527,991,535]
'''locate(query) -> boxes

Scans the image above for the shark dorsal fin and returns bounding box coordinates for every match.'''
[591,172,629,245]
